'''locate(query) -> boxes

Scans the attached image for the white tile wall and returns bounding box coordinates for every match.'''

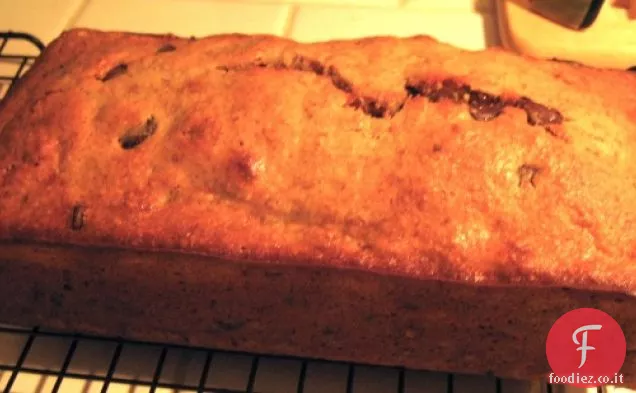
[2,0,500,50]
[289,5,496,48]
[74,0,293,37]
[0,0,86,46]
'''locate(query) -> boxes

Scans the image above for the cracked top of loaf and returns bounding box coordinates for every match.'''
[1,28,636,292]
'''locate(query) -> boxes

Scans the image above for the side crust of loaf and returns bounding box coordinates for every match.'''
[2,242,636,383]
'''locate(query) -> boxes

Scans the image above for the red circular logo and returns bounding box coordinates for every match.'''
[546,308,626,388]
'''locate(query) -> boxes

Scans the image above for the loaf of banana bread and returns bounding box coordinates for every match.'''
[1,28,636,384]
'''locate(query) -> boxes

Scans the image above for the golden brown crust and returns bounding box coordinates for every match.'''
[1,28,636,295]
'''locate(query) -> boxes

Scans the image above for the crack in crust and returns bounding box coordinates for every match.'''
[406,80,564,137]
[216,55,398,119]
[217,55,565,137]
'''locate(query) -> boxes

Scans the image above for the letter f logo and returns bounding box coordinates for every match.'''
[572,324,602,368]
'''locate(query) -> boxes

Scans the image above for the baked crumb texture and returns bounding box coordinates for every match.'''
[1,29,636,383]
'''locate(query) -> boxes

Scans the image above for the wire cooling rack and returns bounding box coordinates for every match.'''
[0,32,44,99]
[0,323,549,393]
[0,31,627,393]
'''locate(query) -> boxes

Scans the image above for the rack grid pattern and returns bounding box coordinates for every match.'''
[0,30,622,393]
[0,32,43,99]
[0,323,552,393]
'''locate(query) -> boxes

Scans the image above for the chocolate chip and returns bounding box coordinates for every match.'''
[406,79,565,129]
[432,143,442,152]
[119,116,158,150]
[157,43,176,53]
[628,66,636,72]
[515,97,563,126]
[438,80,470,102]
[407,81,441,102]
[468,90,504,121]
[518,164,541,187]
[229,152,259,182]
[71,205,84,231]
[215,320,245,332]
[406,80,470,103]
[325,65,353,93]
[347,96,387,118]
[322,327,337,336]
[290,55,325,74]
[101,63,128,82]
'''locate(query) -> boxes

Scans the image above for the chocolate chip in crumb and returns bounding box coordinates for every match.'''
[518,164,542,187]
[119,116,158,150]
[468,90,505,121]
[101,63,128,82]
[215,320,245,332]
[71,205,85,231]
[439,80,470,103]
[347,96,387,118]
[322,327,337,336]
[406,79,565,132]
[515,97,563,126]
[157,43,176,53]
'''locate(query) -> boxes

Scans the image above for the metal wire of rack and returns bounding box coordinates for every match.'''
[0,323,548,393]
[0,31,618,393]
[0,32,44,100]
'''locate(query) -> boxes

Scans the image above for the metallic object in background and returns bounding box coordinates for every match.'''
[519,0,606,30]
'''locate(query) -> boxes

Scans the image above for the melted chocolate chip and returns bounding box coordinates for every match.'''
[518,164,541,187]
[71,205,85,231]
[514,97,563,126]
[406,80,469,103]
[157,43,177,53]
[406,79,564,130]
[628,66,636,72]
[468,90,505,121]
[101,63,128,82]
[438,80,470,102]
[326,66,353,93]
[347,96,387,118]
[119,116,158,150]
[290,55,325,74]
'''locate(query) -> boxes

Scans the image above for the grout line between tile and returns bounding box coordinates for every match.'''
[63,0,93,29]
[282,4,298,38]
